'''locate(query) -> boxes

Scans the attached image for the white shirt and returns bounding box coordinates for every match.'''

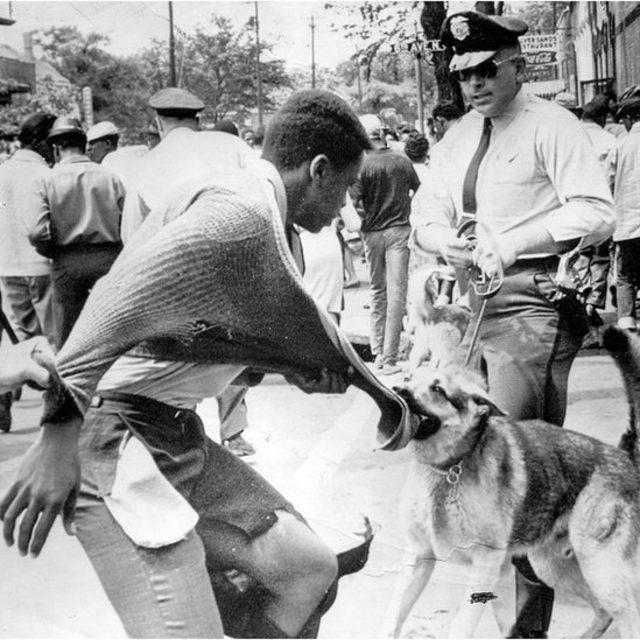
[611,122,640,241]
[421,91,615,254]
[0,149,52,276]
[581,121,616,186]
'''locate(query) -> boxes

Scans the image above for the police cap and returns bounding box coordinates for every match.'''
[440,11,528,72]
[148,87,204,113]
[48,116,84,140]
[616,97,640,120]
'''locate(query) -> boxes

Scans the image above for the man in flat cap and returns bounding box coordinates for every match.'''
[610,97,640,331]
[412,10,615,638]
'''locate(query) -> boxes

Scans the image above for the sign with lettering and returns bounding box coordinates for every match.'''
[524,50,557,66]
[520,34,558,52]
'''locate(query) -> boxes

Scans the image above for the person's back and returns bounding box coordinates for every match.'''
[44,157,124,248]
[356,147,420,232]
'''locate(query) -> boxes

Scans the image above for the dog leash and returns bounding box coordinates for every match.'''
[456,220,503,367]
[0,307,19,345]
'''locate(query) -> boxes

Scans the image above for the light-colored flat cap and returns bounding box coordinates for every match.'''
[86,121,118,142]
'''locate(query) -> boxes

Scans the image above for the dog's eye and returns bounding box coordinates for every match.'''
[431,382,447,398]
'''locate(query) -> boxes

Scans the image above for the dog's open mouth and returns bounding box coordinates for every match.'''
[413,414,441,440]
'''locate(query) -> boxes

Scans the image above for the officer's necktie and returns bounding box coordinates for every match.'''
[462,117,492,217]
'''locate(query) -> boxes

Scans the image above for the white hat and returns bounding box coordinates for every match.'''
[86,121,119,142]
[358,114,383,140]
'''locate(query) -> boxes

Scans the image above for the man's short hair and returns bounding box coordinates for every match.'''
[432,101,464,121]
[262,90,371,171]
[404,132,429,162]
[53,131,87,152]
[213,119,239,136]
[19,113,56,146]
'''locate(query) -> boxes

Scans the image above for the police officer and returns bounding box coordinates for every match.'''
[412,11,615,638]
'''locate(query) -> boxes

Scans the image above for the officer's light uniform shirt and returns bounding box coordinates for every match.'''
[121,129,255,242]
[611,121,640,241]
[421,91,615,254]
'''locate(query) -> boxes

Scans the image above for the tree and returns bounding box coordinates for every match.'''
[504,1,558,34]
[33,26,153,140]
[145,15,292,122]
[0,78,79,135]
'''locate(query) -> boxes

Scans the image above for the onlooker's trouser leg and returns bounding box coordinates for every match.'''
[0,275,53,342]
[218,384,249,441]
[52,244,120,349]
[381,225,410,365]
[363,230,387,357]
[616,238,640,320]
[76,499,224,638]
[586,239,611,309]
[465,261,585,637]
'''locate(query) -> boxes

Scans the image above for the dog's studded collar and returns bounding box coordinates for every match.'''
[428,461,463,485]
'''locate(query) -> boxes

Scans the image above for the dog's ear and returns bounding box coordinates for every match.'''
[458,377,507,417]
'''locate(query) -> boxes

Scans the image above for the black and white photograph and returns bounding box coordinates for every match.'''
[0,1,638,637]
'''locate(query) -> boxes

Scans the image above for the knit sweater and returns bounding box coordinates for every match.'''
[39,169,413,450]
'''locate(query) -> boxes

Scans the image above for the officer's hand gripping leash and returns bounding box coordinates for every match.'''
[456,220,504,367]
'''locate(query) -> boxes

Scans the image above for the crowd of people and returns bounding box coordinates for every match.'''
[0,6,637,639]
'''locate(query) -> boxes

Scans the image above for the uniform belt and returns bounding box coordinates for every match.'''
[506,255,559,275]
[89,390,197,428]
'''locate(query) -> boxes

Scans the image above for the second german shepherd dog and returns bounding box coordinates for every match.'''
[385,326,640,638]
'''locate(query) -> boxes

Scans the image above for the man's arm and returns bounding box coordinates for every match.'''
[27,186,55,258]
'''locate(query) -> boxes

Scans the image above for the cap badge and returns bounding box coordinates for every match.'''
[450,16,470,41]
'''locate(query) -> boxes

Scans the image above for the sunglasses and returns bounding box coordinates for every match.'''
[451,55,521,83]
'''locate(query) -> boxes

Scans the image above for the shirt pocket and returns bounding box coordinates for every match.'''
[490,145,541,185]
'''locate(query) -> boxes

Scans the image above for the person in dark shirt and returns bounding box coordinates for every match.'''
[351,120,420,375]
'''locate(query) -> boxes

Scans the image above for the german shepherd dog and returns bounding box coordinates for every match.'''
[384,326,640,638]
[406,265,471,373]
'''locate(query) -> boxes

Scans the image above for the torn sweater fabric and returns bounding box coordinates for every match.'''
[38,168,413,450]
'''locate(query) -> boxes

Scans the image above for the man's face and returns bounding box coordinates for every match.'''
[87,138,110,163]
[433,117,446,140]
[293,154,363,233]
[459,49,524,118]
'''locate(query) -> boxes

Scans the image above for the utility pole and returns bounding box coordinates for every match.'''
[414,22,425,133]
[168,1,176,86]
[254,1,263,128]
[310,15,316,88]
[355,48,363,111]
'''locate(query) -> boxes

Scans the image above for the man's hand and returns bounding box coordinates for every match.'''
[472,224,517,279]
[0,422,80,557]
[438,236,475,270]
[285,367,352,394]
[0,337,52,394]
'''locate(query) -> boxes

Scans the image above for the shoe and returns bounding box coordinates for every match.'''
[617,316,637,331]
[373,354,384,370]
[0,392,12,433]
[223,433,256,457]
[381,363,402,376]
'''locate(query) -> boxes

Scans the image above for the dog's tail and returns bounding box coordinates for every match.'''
[603,326,640,463]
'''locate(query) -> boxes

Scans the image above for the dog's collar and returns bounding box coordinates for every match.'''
[427,460,463,485]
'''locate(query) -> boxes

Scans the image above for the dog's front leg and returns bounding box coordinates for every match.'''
[448,548,507,639]
[381,549,438,638]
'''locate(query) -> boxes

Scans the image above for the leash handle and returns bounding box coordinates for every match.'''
[456,220,503,299]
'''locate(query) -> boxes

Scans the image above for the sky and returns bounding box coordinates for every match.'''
[0,0,360,71]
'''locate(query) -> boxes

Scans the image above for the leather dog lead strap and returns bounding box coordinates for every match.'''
[0,307,18,345]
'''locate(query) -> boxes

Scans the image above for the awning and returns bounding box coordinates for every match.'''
[523,80,566,99]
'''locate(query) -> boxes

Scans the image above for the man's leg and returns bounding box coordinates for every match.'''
[381,225,410,369]
[363,230,387,365]
[75,499,224,638]
[0,276,38,341]
[616,239,637,329]
[29,274,54,344]
[197,510,337,638]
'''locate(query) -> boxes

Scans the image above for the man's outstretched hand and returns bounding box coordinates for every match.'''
[0,337,52,394]
[0,422,80,557]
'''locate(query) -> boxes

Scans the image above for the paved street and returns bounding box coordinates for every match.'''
[0,267,629,639]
